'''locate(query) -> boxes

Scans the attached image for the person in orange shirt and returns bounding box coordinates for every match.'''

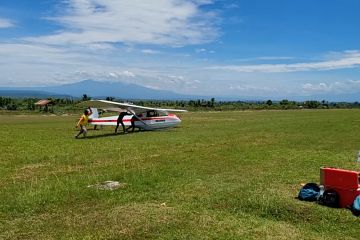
[75,108,92,138]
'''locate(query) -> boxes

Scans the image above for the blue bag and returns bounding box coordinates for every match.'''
[351,195,360,216]
[298,183,320,201]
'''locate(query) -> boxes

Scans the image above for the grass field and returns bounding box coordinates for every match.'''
[1,110,360,239]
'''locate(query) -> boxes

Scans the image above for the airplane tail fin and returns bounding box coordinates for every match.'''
[89,108,99,118]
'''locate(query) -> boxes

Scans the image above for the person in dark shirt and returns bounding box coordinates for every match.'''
[126,115,137,132]
[115,110,131,134]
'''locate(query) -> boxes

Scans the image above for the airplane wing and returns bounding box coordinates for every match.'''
[102,107,127,113]
[89,100,188,113]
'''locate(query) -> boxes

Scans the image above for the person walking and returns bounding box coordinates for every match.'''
[75,108,92,138]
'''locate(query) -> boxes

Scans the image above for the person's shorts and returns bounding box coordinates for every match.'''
[80,125,87,132]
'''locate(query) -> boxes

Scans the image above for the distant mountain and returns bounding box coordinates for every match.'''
[1,80,359,102]
[0,90,72,98]
[35,80,194,100]
[0,80,199,100]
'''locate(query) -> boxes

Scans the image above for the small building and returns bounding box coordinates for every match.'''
[35,99,54,112]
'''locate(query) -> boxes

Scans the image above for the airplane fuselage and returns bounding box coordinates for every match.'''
[88,114,181,130]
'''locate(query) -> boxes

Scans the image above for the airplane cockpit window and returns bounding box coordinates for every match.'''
[146,110,158,117]
[157,111,168,116]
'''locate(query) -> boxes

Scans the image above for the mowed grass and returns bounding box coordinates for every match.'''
[1,110,360,239]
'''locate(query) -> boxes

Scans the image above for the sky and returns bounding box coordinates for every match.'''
[0,0,360,100]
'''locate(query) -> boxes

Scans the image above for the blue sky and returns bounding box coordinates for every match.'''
[0,0,360,100]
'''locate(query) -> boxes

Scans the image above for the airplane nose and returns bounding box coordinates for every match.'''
[174,114,181,122]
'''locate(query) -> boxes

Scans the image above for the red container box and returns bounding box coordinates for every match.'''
[320,167,360,208]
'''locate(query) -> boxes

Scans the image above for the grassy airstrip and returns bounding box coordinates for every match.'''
[1,110,360,239]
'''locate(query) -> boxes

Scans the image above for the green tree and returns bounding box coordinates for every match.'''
[210,98,215,107]
[280,99,289,105]
[304,100,320,109]
[82,94,91,101]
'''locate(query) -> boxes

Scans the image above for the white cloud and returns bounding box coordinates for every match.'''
[143,84,161,90]
[0,43,107,67]
[231,56,295,63]
[0,1,217,93]
[224,3,239,9]
[167,75,184,81]
[2,37,360,97]
[108,71,136,78]
[141,49,160,54]
[26,0,218,46]
[0,41,201,90]
[256,56,294,61]
[209,51,360,73]
[302,83,329,92]
[302,80,360,94]
[0,18,15,28]
[196,48,206,53]
[195,48,215,53]
[229,84,279,93]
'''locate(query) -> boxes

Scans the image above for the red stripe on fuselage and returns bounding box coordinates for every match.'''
[89,119,117,123]
[89,116,176,123]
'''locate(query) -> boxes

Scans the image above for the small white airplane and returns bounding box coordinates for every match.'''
[86,100,187,131]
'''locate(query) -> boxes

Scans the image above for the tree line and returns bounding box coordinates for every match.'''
[1,95,360,113]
